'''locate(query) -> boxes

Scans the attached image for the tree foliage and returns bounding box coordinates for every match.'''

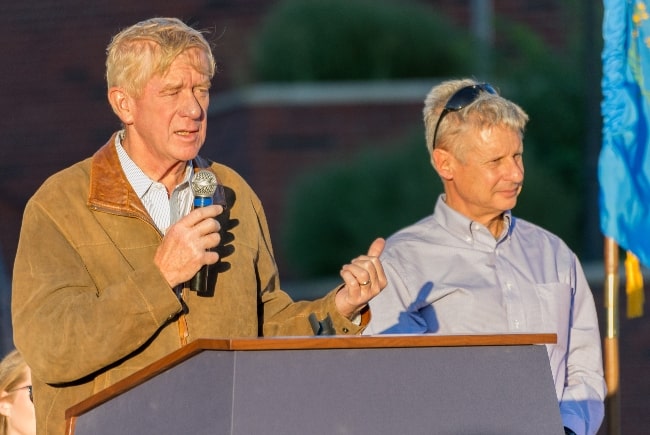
[252,0,475,82]
[251,0,587,277]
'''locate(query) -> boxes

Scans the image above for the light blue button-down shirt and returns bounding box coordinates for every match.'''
[115,131,193,234]
[365,195,606,435]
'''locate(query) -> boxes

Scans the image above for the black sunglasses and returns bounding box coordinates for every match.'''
[8,385,33,402]
[431,83,497,149]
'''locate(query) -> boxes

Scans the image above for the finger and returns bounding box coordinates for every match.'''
[366,237,385,257]
[200,232,222,252]
[339,268,359,289]
[201,248,220,266]
[341,262,368,282]
[340,263,375,295]
[183,204,223,225]
[363,252,386,289]
[193,214,221,236]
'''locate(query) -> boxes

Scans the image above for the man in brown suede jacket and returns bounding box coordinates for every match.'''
[11,17,386,435]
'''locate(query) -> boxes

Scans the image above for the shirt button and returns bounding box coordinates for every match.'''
[342,327,349,333]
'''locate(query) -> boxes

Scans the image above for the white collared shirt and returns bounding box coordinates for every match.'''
[115,131,194,234]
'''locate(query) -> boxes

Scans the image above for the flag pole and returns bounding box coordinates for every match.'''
[604,236,621,435]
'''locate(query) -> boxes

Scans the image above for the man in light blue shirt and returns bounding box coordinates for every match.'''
[364,79,606,435]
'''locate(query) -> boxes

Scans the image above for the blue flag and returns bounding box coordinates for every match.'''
[600,0,650,268]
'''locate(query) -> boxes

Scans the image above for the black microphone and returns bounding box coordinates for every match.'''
[189,169,218,295]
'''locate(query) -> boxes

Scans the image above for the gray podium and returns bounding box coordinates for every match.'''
[65,334,562,435]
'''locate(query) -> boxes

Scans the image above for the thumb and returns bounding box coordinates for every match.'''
[367,237,386,257]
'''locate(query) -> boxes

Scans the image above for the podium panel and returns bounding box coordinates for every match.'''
[66,335,562,435]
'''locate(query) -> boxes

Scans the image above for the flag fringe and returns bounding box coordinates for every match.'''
[625,251,645,318]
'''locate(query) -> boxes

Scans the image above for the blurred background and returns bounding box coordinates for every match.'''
[2,1,647,432]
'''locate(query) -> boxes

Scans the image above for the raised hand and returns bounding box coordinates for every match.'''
[336,238,387,319]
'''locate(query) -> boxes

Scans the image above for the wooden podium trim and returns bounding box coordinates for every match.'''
[65,333,555,433]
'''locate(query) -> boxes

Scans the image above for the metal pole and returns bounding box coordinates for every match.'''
[604,236,621,435]
[470,0,493,79]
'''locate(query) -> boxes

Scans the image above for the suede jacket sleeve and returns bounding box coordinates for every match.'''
[12,160,183,384]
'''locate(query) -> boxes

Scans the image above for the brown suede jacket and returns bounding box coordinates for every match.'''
[12,134,362,435]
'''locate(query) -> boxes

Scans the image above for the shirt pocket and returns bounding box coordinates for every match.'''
[534,282,572,341]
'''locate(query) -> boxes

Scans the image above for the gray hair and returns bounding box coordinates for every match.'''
[106,17,216,98]
[423,78,529,160]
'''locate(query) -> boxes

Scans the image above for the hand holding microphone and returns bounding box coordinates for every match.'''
[153,170,225,292]
[188,170,223,295]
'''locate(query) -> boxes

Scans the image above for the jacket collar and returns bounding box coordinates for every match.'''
[88,133,150,219]
[87,132,214,218]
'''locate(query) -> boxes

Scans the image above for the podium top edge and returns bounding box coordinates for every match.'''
[193,333,557,351]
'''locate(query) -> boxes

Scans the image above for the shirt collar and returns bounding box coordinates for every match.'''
[115,130,193,198]
[434,194,512,244]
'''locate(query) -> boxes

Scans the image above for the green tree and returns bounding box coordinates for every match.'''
[283,132,439,277]
[252,0,475,82]
[253,0,587,277]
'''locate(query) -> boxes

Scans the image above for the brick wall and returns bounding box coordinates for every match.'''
[0,0,569,272]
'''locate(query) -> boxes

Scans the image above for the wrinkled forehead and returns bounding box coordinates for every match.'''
[176,47,213,76]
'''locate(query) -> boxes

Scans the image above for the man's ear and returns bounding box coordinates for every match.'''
[432,148,454,180]
[0,395,12,418]
[107,87,134,125]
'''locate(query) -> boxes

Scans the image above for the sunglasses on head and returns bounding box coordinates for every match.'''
[431,83,497,149]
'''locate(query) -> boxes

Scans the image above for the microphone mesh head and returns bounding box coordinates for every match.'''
[191,170,218,197]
